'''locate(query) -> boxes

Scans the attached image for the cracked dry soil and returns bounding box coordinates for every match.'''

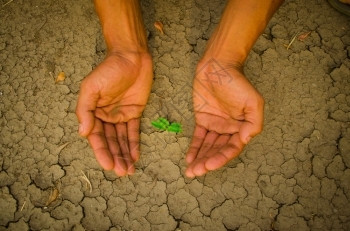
[0,0,350,230]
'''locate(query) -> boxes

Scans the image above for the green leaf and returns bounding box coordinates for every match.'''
[158,117,170,126]
[151,117,170,130]
[151,118,182,133]
[167,122,182,133]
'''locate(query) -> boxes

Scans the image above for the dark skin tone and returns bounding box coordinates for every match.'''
[76,0,284,177]
[76,52,152,175]
[185,0,284,177]
[76,0,152,176]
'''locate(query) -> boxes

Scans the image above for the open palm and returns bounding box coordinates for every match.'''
[185,58,264,177]
[76,52,153,176]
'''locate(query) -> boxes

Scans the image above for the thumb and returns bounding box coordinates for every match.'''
[75,81,99,137]
[239,99,264,144]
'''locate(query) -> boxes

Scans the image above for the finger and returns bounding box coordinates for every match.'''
[196,131,219,159]
[239,98,264,144]
[104,123,127,176]
[191,161,208,177]
[185,166,196,178]
[116,122,135,174]
[76,80,99,137]
[127,118,140,162]
[186,125,207,164]
[186,134,229,178]
[210,134,231,150]
[87,118,114,170]
[205,134,244,171]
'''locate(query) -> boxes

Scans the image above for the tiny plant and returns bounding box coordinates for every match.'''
[151,117,169,130]
[151,117,182,133]
[167,122,182,133]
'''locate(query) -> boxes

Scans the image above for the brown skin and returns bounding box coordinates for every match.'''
[76,0,152,176]
[76,0,284,177]
[340,0,350,4]
[186,0,284,177]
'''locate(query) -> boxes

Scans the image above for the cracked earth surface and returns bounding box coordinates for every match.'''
[0,0,350,230]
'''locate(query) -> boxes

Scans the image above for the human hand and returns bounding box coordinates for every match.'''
[185,58,264,177]
[76,52,153,176]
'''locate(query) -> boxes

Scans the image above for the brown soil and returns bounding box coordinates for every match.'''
[0,0,349,230]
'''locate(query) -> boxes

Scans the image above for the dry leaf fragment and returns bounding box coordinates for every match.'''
[154,21,164,35]
[55,71,65,83]
[45,187,59,206]
[298,31,311,41]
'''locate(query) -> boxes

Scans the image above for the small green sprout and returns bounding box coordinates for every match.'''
[151,117,169,130]
[151,117,182,133]
[167,122,182,133]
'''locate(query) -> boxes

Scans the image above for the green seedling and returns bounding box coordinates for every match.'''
[151,117,170,131]
[151,117,182,133]
[167,122,182,133]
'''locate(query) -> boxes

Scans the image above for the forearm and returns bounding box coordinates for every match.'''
[204,0,284,66]
[94,0,148,53]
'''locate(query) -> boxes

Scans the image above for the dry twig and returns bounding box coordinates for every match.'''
[286,32,299,50]
[20,201,26,212]
[2,0,14,7]
[81,170,92,193]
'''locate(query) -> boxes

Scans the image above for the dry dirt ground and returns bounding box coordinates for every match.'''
[0,0,350,230]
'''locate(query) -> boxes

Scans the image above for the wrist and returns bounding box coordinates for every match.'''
[106,50,152,65]
[95,0,148,54]
[202,16,262,66]
[202,36,247,70]
[103,31,148,55]
[202,0,284,66]
[102,18,148,54]
[201,30,247,71]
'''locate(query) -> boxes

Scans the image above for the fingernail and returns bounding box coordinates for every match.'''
[246,136,252,143]
[78,124,84,135]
